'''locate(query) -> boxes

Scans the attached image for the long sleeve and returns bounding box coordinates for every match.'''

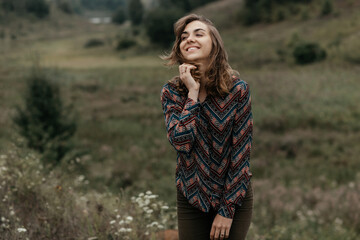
[218,81,253,219]
[160,84,201,154]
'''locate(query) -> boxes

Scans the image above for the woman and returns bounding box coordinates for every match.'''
[160,14,253,240]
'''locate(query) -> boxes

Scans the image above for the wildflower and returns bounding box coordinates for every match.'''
[119,220,125,225]
[116,214,121,219]
[78,175,85,182]
[110,220,116,225]
[126,228,132,232]
[17,227,27,233]
[146,190,152,195]
[147,194,158,199]
[119,227,127,232]
[161,205,169,210]
[146,209,153,214]
[125,216,133,223]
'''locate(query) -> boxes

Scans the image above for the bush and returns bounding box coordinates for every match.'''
[116,38,136,50]
[112,6,126,24]
[57,0,73,14]
[25,0,50,18]
[293,42,327,64]
[239,0,314,25]
[321,0,333,16]
[13,67,76,165]
[144,7,184,47]
[84,38,105,48]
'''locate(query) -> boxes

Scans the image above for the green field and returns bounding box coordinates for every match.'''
[0,0,360,239]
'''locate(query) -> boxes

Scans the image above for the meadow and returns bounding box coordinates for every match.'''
[0,0,360,239]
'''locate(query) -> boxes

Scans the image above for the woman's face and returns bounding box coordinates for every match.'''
[179,20,212,65]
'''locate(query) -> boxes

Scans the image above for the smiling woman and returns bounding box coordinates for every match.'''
[160,14,254,240]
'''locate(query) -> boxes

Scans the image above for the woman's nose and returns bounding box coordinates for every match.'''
[186,34,195,42]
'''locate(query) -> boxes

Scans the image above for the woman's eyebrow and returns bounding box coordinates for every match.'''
[182,28,206,35]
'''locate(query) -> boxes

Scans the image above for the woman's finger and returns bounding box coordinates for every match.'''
[219,228,226,240]
[210,226,214,240]
[214,226,221,240]
[225,227,230,239]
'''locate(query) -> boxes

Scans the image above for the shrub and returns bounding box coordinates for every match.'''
[239,0,314,26]
[13,67,76,165]
[57,0,73,14]
[25,0,50,18]
[144,7,184,47]
[1,0,15,11]
[112,6,126,25]
[321,0,333,16]
[84,38,105,48]
[116,38,136,50]
[293,42,327,64]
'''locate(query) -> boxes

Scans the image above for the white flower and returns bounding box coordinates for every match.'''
[161,205,169,210]
[146,209,153,214]
[116,214,121,219]
[146,190,152,195]
[110,220,116,225]
[78,175,85,182]
[119,227,127,232]
[119,220,125,225]
[17,227,27,233]
[126,228,132,232]
[125,216,133,223]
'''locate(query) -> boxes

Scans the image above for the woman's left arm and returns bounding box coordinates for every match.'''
[218,81,253,219]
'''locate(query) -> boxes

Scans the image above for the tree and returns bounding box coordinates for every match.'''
[128,0,143,25]
[13,67,76,165]
[112,6,126,24]
[144,7,184,47]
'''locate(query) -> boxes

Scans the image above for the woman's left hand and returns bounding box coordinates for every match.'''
[210,214,233,240]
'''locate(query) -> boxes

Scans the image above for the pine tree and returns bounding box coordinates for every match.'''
[13,67,76,165]
[128,0,143,25]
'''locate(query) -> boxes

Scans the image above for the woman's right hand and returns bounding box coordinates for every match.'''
[179,63,200,92]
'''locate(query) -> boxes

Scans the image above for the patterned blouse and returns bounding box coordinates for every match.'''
[160,76,253,219]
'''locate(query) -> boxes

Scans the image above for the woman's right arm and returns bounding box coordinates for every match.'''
[160,84,200,154]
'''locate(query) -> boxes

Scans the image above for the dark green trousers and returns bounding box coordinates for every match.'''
[177,183,253,240]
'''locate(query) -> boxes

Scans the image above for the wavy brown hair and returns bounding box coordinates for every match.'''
[162,14,237,97]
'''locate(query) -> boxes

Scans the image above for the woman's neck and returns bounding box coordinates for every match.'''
[196,63,208,90]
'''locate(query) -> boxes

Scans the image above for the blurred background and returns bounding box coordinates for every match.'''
[0,0,359,239]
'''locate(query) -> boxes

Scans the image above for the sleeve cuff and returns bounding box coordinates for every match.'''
[217,201,236,219]
[184,97,200,109]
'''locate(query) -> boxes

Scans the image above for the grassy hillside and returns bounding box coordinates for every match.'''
[0,0,360,239]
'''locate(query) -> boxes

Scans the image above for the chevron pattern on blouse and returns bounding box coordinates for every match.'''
[161,77,253,219]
